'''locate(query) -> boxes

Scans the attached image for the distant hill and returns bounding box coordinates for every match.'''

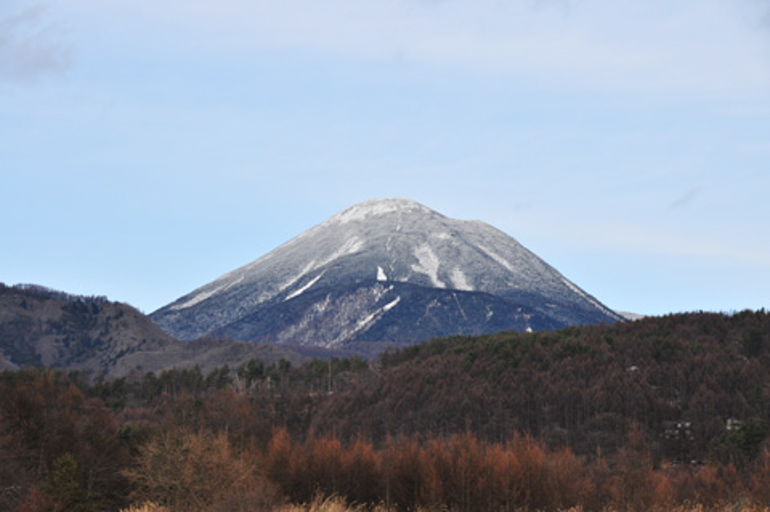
[151,198,623,347]
[618,310,646,321]
[0,283,312,377]
[306,309,770,459]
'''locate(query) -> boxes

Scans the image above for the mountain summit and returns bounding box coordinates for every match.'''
[151,198,622,347]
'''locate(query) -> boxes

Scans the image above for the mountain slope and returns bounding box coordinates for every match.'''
[151,198,622,346]
[0,283,313,376]
[0,283,178,375]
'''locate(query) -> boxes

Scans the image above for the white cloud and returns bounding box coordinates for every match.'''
[63,0,770,98]
[0,4,72,82]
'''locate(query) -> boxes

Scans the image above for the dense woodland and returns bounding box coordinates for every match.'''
[2,310,770,511]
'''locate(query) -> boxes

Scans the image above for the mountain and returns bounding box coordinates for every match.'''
[0,283,312,377]
[151,198,622,348]
[0,283,176,374]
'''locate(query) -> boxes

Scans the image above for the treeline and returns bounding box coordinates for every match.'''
[1,282,109,306]
[121,424,770,512]
[82,355,367,411]
[6,367,770,511]
[2,310,770,510]
[4,367,770,511]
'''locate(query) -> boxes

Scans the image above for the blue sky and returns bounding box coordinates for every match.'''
[2,0,769,316]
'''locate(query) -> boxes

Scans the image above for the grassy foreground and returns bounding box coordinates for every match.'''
[121,495,770,512]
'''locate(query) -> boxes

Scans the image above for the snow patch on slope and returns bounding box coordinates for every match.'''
[318,237,365,268]
[377,266,388,282]
[332,294,402,347]
[383,296,401,312]
[478,245,517,274]
[169,276,244,311]
[286,272,326,301]
[279,237,364,300]
[330,198,431,225]
[450,267,474,291]
[412,244,446,288]
[561,277,610,314]
[169,289,220,311]
[279,261,316,293]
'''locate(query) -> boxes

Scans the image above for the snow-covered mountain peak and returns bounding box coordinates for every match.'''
[329,198,438,225]
[151,199,623,344]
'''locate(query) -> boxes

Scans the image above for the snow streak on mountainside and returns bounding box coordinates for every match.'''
[151,198,623,346]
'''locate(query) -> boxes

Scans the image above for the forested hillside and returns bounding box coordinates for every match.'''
[0,283,177,374]
[0,283,313,376]
[313,310,770,462]
[2,310,770,511]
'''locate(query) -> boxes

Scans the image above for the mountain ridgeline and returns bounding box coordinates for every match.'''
[0,283,313,377]
[151,198,622,347]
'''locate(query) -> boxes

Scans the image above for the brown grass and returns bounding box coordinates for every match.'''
[275,495,770,512]
[120,496,770,512]
[280,499,770,512]
[277,494,396,512]
[119,502,169,512]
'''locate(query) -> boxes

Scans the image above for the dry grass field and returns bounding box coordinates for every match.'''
[121,495,770,512]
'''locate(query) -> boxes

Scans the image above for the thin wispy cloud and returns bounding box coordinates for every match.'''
[0,5,72,83]
[669,187,703,210]
[54,0,770,100]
